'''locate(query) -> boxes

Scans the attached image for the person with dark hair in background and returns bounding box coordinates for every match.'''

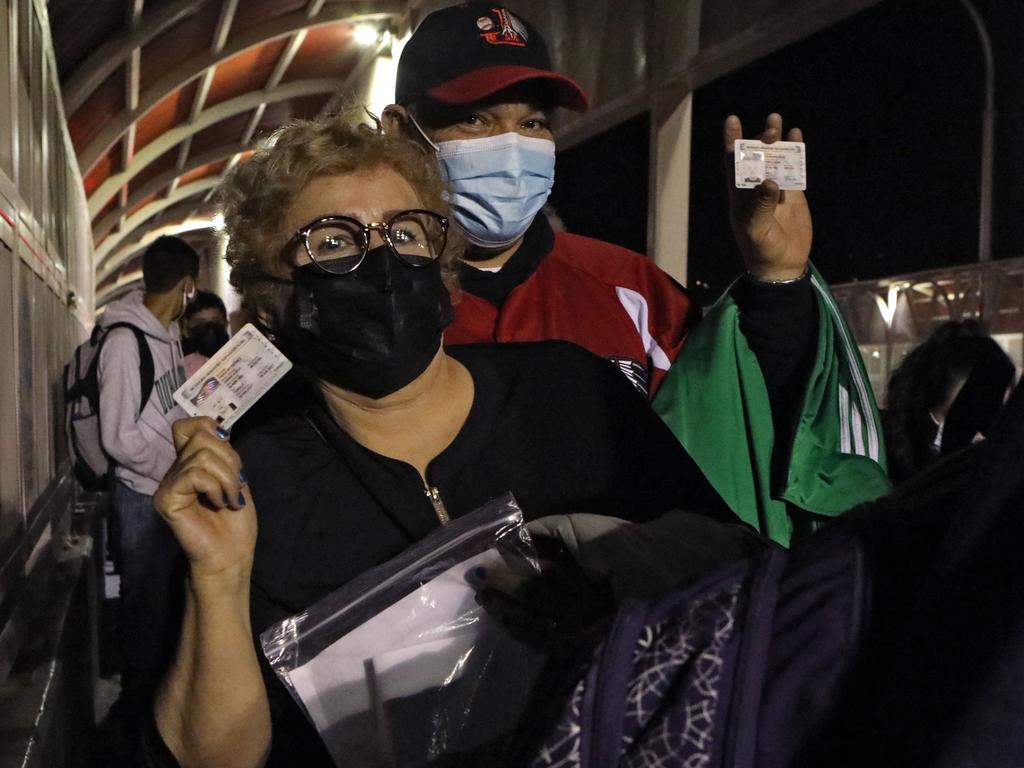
[181,290,230,377]
[884,320,1016,483]
[98,234,199,712]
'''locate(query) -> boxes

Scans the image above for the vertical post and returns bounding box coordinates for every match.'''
[959,0,995,265]
[650,93,694,286]
[647,0,702,286]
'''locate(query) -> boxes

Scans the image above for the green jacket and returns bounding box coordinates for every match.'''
[653,266,890,546]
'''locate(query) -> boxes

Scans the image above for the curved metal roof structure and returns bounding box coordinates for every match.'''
[48,0,412,305]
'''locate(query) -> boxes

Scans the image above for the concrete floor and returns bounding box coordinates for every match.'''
[94,564,121,725]
[88,554,135,767]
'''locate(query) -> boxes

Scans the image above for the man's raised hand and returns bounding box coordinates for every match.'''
[724,113,813,281]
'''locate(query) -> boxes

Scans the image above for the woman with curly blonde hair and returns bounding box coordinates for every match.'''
[221,107,463,341]
[146,110,729,768]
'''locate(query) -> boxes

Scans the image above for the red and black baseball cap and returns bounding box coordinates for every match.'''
[395,3,589,112]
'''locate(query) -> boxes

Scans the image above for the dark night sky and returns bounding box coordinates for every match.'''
[687,0,1024,298]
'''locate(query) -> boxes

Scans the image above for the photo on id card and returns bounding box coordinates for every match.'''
[173,323,292,429]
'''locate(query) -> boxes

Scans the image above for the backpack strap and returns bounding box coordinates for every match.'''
[99,322,156,416]
[130,326,155,413]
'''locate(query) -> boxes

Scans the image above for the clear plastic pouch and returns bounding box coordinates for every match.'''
[260,492,545,767]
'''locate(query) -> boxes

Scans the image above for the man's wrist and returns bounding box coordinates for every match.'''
[745,265,809,285]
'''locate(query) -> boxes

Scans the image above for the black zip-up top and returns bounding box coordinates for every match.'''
[226,340,730,766]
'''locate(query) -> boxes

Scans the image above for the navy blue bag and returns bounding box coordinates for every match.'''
[530,528,866,768]
[531,379,1024,768]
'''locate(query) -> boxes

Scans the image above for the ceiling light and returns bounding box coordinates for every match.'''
[353,24,380,45]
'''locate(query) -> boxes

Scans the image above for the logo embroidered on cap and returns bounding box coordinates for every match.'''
[476,8,528,46]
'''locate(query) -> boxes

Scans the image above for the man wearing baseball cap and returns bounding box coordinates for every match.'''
[383,4,810,396]
[384,4,890,542]
[383,2,701,398]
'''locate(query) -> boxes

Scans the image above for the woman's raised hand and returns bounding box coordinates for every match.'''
[154,417,257,583]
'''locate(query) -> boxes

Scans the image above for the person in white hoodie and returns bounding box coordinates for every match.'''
[98,234,199,710]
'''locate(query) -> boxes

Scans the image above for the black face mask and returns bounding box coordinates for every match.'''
[279,245,454,398]
[185,321,230,358]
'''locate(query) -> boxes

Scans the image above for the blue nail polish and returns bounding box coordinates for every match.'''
[237,491,246,507]
[221,492,230,507]
[215,426,230,440]
[239,469,247,485]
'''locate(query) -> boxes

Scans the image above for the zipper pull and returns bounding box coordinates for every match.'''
[425,485,450,525]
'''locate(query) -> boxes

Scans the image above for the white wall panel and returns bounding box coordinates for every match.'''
[16,261,37,507]
[0,233,20,543]
[0,1,13,179]
[0,0,92,528]
[15,0,31,199]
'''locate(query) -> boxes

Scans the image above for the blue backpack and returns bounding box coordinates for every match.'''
[530,380,1024,768]
[528,527,864,768]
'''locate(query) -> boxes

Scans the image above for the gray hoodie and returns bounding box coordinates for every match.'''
[97,289,188,495]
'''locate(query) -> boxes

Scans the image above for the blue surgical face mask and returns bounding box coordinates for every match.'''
[413,120,556,250]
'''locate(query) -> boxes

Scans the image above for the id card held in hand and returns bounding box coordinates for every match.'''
[734,139,807,190]
[173,323,292,429]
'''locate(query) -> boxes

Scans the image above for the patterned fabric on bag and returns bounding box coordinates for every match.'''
[531,529,865,768]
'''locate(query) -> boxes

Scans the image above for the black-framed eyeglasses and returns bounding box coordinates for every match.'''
[284,209,449,276]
